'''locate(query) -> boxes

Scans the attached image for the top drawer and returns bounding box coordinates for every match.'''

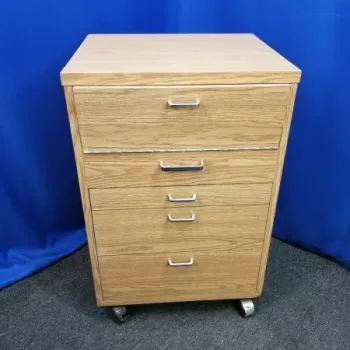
[74,85,290,153]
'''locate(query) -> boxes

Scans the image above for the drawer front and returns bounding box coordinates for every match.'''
[74,85,289,153]
[99,252,261,305]
[90,183,272,210]
[84,150,278,188]
[92,205,268,256]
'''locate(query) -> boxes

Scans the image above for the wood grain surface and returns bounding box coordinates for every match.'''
[84,151,278,188]
[89,183,272,210]
[61,34,301,86]
[256,84,298,295]
[92,205,268,256]
[99,252,261,306]
[74,85,288,152]
[63,87,103,305]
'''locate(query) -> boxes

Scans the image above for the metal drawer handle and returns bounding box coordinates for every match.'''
[160,160,204,172]
[167,99,200,108]
[168,257,194,267]
[168,193,197,202]
[168,213,195,222]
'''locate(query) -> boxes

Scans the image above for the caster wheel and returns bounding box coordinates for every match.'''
[111,306,130,324]
[239,299,255,318]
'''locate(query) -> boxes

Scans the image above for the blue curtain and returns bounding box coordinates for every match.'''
[1,0,350,289]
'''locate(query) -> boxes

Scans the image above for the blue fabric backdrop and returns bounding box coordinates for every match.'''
[1,0,350,289]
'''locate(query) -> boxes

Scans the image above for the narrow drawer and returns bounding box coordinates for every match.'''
[92,205,268,256]
[99,251,261,305]
[90,183,272,210]
[74,85,289,153]
[84,150,278,188]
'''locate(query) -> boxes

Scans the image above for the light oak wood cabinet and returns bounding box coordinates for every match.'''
[61,34,301,322]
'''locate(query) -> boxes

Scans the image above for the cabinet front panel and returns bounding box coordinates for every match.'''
[90,183,272,210]
[93,204,268,256]
[84,151,278,188]
[100,252,261,305]
[74,85,289,153]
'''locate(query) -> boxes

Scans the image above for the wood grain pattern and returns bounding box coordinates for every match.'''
[99,252,261,306]
[84,151,278,188]
[89,183,273,210]
[256,85,297,295]
[92,205,268,256]
[60,34,301,86]
[63,87,103,305]
[74,85,288,152]
[62,33,301,308]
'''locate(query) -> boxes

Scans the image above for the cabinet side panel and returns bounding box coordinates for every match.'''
[64,86,103,305]
[256,84,298,295]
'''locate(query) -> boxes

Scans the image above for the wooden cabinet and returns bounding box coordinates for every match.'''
[61,34,301,320]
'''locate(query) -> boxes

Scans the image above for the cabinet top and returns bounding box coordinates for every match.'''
[61,34,301,86]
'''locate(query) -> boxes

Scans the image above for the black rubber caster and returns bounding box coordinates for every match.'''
[111,306,130,324]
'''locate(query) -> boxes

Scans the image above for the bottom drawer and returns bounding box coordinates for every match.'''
[99,252,261,305]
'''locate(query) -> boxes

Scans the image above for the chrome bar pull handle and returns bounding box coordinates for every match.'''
[160,160,204,172]
[168,257,194,267]
[167,99,200,108]
[168,193,196,202]
[167,213,195,222]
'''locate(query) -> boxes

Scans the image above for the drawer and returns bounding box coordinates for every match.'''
[90,183,272,210]
[84,150,278,188]
[99,251,261,305]
[92,205,268,256]
[74,85,290,153]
